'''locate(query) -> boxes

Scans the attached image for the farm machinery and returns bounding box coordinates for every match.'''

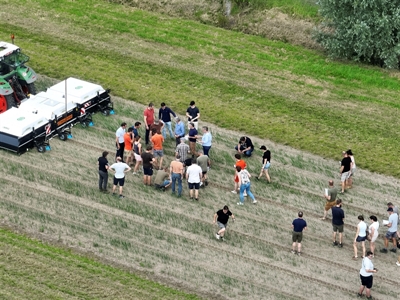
[0,41,37,114]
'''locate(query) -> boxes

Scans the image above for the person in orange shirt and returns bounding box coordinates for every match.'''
[151,128,164,170]
[124,127,134,166]
[232,154,247,196]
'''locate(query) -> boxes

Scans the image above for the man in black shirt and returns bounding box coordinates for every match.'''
[186,101,200,130]
[97,151,109,193]
[213,205,235,241]
[339,151,353,193]
[331,199,345,247]
[235,136,254,157]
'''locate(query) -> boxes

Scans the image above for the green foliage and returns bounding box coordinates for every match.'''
[315,0,400,68]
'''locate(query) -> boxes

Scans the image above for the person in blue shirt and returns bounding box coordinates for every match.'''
[174,117,185,146]
[131,121,141,138]
[291,211,307,256]
[199,126,212,157]
[159,102,176,139]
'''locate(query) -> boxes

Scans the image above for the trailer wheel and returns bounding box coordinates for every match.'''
[102,109,110,116]
[59,132,67,141]
[81,122,87,128]
[37,145,46,153]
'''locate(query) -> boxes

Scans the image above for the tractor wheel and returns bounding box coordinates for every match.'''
[102,109,110,116]
[59,132,67,141]
[37,145,46,153]
[0,94,17,114]
[27,83,37,95]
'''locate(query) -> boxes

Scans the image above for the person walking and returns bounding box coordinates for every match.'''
[143,102,155,145]
[380,206,398,254]
[174,117,185,146]
[141,145,155,186]
[236,166,256,205]
[199,126,212,157]
[357,251,377,299]
[339,150,352,193]
[353,215,367,260]
[170,155,184,197]
[188,122,198,157]
[321,180,338,220]
[109,157,131,198]
[186,100,200,130]
[159,102,176,139]
[132,136,142,175]
[97,151,109,193]
[115,122,127,161]
[232,154,246,195]
[332,199,344,247]
[213,205,235,241]
[235,136,254,157]
[256,145,271,182]
[291,211,307,256]
[347,149,356,188]
[186,158,202,201]
[368,215,379,255]
[150,128,164,170]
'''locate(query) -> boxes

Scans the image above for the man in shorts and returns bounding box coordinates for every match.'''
[380,207,399,253]
[141,145,155,186]
[358,251,377,298]
[186,158,202,201]
[331,199,344,247]
[109,157,131,198]
[339,150,352,193]
[196,151,210,187]
[291,211,307,256]
[213,205,235,241]
[321,180,338,220]
[151,128,164,170]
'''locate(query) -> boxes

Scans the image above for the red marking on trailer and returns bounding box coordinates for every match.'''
[80,107,86,115]
[45,124,51,135]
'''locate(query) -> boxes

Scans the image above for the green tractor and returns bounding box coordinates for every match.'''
[0,41,37,114]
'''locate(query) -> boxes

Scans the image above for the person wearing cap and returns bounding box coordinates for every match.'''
[188,122,198,157]
[143,102,155,145]
[256,145,271,183]
[357,251,377,299]
[339,150,353,194]
[213,205,235,241]
[186,100,200,130]
[291,211,307,256]
[174,117,185,146]
[320,180,337,220]
[159,102,176,139]
[380,206,399,253]
[170,155,184,197]
[109,156,131,199]
[235,136,254,157]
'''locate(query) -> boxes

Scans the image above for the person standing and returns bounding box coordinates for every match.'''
[131,121,141,138]
[143,102,155,145]
[124,127,134,166]
[332,199,344,247]
[346,149,356,188]
[236,166,256,205]
[170,155,184,197]
[175,138,190,166]
[380,207,398,254]
[353,215,367,260]
[197,151,210,187]
[150,118,164,138]
[188,122,198,157]
[132,136,142,175]
[339,150,352,193]
[151,128,164,170]
[199,126,212,157]
[291,211,307,256]
[235,136,254,157]
[97,151,109,193]
[232,154,247,194]
[115,122,127,161]
[109,157,131,198]
[357,251,377,299]
[141,145,155,186]
[321,180,338,220]
[159,102,176,139]
[186,158,202,201]
[174,117,185,146]
[256,145,271,182]
[368,215,379,255]
[213,205,235,241]
[186,100,200,130]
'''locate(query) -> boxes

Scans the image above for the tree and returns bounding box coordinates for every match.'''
[315,0,400,68]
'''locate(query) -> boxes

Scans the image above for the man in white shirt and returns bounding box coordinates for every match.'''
[186,158,202,201]
[358,251,377,298]
[109,157,131,198]
[115,122,127,161]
